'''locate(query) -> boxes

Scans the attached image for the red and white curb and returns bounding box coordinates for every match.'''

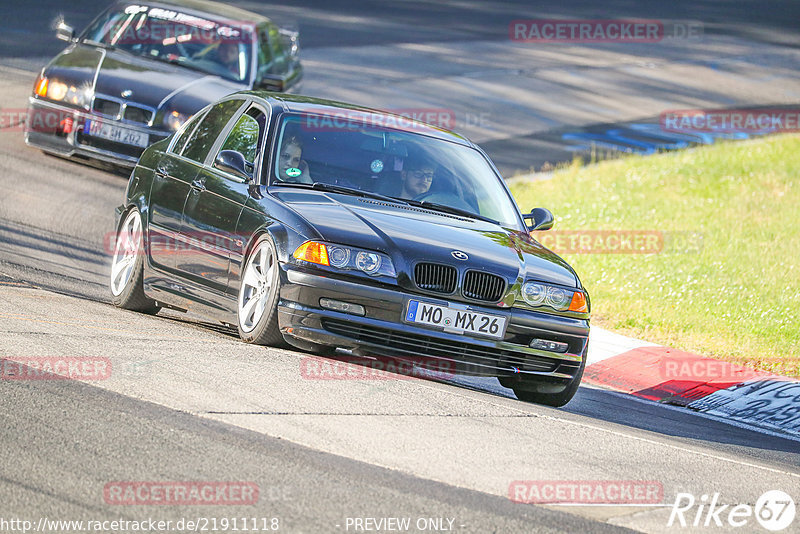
[586,327,800,438]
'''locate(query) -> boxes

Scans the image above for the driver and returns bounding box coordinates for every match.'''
[277,135,312,183]
[400,154,436,199]
[215,41,242,79]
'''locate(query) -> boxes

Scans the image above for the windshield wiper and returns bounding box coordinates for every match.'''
[403,198,499,224]
[160,55,218,76]
[274,182,497,222]
[312,182,400,201]
[276,181,411,204]
[81,38,115,50]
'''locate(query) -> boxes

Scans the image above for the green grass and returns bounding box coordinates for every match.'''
[509,134,800,377]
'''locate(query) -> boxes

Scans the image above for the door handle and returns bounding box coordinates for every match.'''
[191,178,206,191]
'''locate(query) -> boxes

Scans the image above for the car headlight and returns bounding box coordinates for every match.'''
[520,281,588,313]
[293,241,396,278]
[34,76,92,109]
[355,251,381,274]
[47,80,69,100]
[165,110,189,131]
[66,85,92,108]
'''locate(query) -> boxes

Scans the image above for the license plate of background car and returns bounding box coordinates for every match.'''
[405,300,506,340]
[84,119,149,148]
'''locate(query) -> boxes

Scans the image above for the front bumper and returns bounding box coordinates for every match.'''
[278,266,589,381]
[24,98,171,168]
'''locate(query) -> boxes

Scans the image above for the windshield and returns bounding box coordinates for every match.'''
[82,4,253,83]
[270,113,523,227]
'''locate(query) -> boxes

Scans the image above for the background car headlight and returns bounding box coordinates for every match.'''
[294,241,395,277]
[47,81,68,101]
[35,77,93,109]
[520,281,588,313]
[165,110,189,131]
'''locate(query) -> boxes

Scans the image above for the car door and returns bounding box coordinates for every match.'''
[146,109,208,273]
[176,101,268,300]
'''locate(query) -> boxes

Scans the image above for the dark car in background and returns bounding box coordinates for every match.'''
[109,92,590,406]
[25,0,302,169]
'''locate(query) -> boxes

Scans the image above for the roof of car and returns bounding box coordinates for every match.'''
[116,0,274,26]
[246,92,471,146]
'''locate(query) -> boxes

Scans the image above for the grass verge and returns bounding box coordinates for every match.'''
[509,134,800,377]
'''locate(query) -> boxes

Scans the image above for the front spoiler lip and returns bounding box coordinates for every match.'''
[278,266,588,379]
[25,97,171,167]
[280,308,578,380]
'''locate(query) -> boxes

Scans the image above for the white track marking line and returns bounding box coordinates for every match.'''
[407,379,800,478]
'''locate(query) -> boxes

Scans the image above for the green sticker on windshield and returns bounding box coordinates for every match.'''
[285,167,302,178]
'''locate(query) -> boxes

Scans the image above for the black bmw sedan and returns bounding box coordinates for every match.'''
[110,92,591,407]
[25,0,302,169]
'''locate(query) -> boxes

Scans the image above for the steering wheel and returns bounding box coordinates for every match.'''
[190,42,217,60]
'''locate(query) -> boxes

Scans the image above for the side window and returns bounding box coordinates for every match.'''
[181,100,243,163]
[171,110,206,155]
[219,114,260,163]
[215,107,267,178]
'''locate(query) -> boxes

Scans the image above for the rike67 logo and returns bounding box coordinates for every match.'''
[668,490,795,531]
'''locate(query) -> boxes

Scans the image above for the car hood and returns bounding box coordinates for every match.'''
[275,190,579,289]
[46,43,245,121]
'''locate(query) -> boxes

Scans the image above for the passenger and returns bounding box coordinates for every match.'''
[277,135,312,183]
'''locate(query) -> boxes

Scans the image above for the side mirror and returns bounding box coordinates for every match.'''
[523,207,554,231]
[279,27,300,59]
[256,72,285,92]
[214,150,252,181]
[56,22,75,42]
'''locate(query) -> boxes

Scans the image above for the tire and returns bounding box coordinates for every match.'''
[110,209,160,314]
[237,234,284,345]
